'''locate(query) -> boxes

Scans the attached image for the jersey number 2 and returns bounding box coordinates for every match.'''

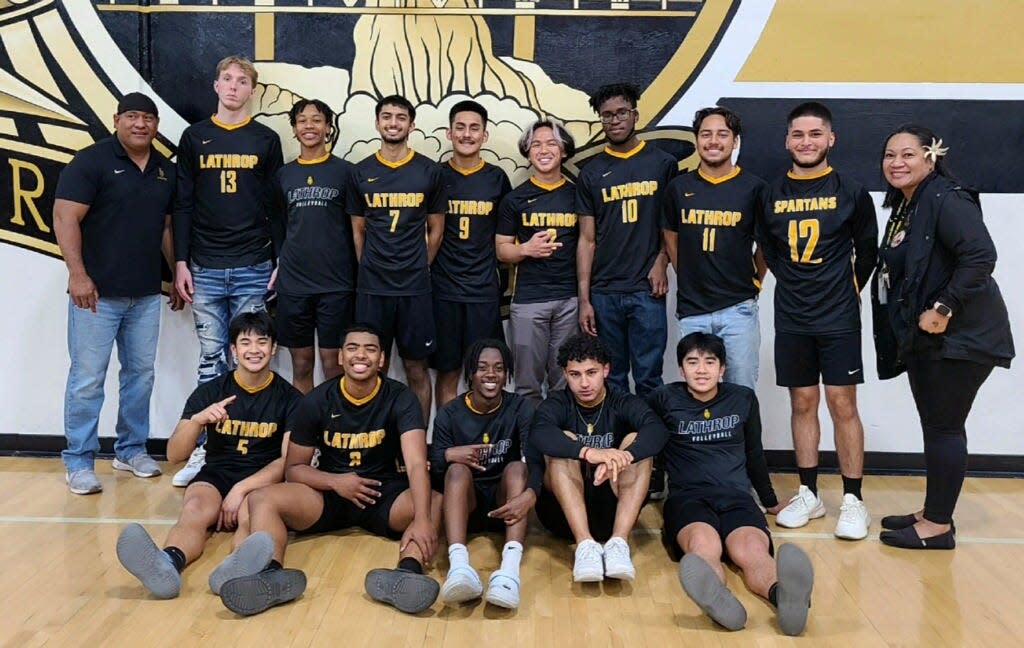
[349,451,362,467]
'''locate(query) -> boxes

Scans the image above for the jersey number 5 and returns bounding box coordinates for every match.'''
[237,438,249,455]
[787,218,822,264]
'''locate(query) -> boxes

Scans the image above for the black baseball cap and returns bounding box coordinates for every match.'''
[117,92,159,117]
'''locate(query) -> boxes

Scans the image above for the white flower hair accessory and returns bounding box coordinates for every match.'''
[923,138,948,162]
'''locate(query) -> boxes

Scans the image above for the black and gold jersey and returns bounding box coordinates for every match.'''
[274,154,357,295]
[180,371,301,473]
[173,116,283,268]
[576,141,678,294]
[646,382,777,507]
[759,168,878,334]
[432,161,512,302]
[289,375,425,480]
[663,167,765,318]
[496,177,578,304]
[345,151,447,296]
[428,391,533,482]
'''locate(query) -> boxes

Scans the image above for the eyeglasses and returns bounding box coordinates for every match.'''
[599,109,636,124]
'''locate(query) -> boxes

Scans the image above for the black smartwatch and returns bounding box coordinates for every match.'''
[933,301,953,318]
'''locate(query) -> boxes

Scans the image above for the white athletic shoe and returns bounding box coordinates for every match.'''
[602,537,635,581]
[572,539,604,582]
[775,485,826,529]
[441,564,483,604]
[172,445,206,487]
[484,569,521,609]
[834,493,870,540]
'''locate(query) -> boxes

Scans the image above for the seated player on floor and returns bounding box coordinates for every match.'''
[646,332,814,635]
[530,333,667,583]
[210,324,442,616]
[429,339,535,608]
[116,312,302,599]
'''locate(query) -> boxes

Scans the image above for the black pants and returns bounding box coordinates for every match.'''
[906,356,994,524]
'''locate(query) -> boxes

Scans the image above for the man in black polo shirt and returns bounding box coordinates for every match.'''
[431,100,512,409]
[53,92,178,495]
[496,120,579,407]
[530,334,666,583]
[172,55,284,486]
[663,106,767,391]
[272,98,356,394]
[576,82,676,398]
[346,95,447,424]
[647,333,813,635]
[758,102,878,541]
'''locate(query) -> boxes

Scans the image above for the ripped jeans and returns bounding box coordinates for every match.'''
[190,260,271,384]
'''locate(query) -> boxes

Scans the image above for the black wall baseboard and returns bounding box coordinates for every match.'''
[3,435,1022,477]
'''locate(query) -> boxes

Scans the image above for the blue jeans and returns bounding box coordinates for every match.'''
[62,295,161,472]
[591,291,667,397]
[190,260,270,384]
[677,298,760,390]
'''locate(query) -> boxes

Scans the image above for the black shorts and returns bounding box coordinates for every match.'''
[535,469,618,543]
[300,476,408,539]
[276,291,355,349]
[429,471,505,533]
[430,296,504,372]
[356,293,436,360]
[662,488,773,562]
[191,464,261,499]
[774,330,864,387]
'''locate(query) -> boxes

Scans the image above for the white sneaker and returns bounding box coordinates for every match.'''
[572,539,604,582]
[441,564,483,604]
[172,445,206,487]
[602,537,635,581]
[834,493,870,540]
[776,485,826,528]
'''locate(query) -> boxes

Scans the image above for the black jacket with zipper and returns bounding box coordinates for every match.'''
[871,173,1013,379]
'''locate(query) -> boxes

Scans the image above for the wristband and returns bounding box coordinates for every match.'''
[582,447,590,462]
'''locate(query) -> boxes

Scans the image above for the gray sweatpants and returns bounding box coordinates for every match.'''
[509,297,579,407]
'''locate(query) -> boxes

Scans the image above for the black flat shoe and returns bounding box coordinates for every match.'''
[881,514,955,535]
[879,525,955,550]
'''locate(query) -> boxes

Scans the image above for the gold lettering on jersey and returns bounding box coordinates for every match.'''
[681,209,743,227]
[364,192,425,208]
[214,419,278,438]
[322,428,387,449]
[520,212,578,227]
[600,180,659,203]
[199,154,260,170]
[448,199,494,215]
[773,196,838,214]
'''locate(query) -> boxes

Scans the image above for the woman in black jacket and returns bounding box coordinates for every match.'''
[871,124,1014,550]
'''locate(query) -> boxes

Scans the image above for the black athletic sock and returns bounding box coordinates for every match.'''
[265,560,283,572]
[768,582,779,607]
[797,467,818,495]
[163,546,186,573]
[842,476,863,501]
[397,557,423,574]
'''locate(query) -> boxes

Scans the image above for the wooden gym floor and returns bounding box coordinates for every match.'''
[2,457,1023,647]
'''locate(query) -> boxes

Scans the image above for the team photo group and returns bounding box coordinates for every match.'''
[53,54,1013,635]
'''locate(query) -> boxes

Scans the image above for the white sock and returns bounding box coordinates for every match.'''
[500,541,523,574]
[448,543,469,568]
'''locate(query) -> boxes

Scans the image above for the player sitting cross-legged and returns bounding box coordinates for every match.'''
[116,312,301,599]
[211,324,442,616]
